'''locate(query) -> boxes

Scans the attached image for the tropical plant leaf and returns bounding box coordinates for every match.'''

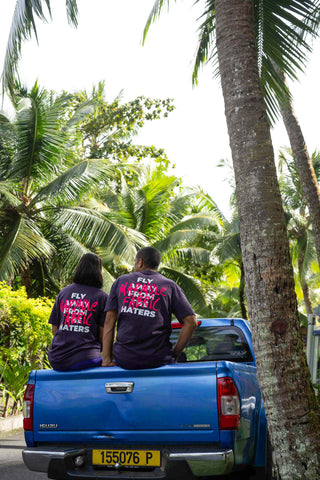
[0,181,20,205]
[170,214,220,233]
[2,0,78,95]
[159,266,210,316]
[166,247,212,266]
[31,160,99,205]
[154,229,203,253]
[52,206,146,264]
[0,216,53,280]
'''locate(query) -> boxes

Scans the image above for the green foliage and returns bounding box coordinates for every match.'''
[0,358,38,417]
[0,282,53,416]
[0,82,159,295]
[278,149,320,314]
[73,82,174,164]
[0,282,53,366]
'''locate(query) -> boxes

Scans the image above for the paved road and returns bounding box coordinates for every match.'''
[0,429,46,480]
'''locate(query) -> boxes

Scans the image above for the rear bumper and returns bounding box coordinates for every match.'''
[168,448,234,476]
[23,446,234,478]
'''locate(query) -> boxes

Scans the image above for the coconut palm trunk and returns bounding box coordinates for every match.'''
[239,261,247,320]
[277,69,320,270]
[215,1,320,478]
[298,250,314,315]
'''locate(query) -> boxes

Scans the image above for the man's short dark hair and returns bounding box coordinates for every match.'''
[73,253,103,288]
[136,247,161,269]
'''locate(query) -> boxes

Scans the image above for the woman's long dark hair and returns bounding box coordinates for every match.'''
[73,253,103,288]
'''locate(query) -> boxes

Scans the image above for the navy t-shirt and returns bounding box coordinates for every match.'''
[48,283,108,370]
[106,270,195,369]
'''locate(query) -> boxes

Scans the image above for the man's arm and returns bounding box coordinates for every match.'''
[173,315,197,359]
[52,325,58,335]
[101,310,118,367]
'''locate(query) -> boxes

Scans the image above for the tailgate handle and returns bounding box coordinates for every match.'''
[105,382,134,394]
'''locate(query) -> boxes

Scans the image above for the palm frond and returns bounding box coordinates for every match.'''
[0,215,53,280]
[148,0,320,126]
[186,186,226,222]
[170,214,220,233]
[159,266,210,316]
[52,206,146,264]
[6,86,71,184]
[134,189,148,232]
[49,232,115,292]
[118,174,137,229]
[154,229,202,253]
[142,0,172,45]
[193,0,216,85]
[297,229,317,283]
[167,247,212,266]
[64,98,95,130]
[256,0,320,123]
[2,1,79,95]
[0,181,20,205]
[2,0,52,95]
[65,0,78,27]
[31,160,105,205]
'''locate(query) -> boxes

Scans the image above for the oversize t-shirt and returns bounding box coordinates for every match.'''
[48,283,108,370]
[106,270,195,369]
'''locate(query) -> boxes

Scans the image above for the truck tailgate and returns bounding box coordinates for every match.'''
[33,363,220,445]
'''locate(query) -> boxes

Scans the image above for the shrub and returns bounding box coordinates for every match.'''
[0,282,54,416]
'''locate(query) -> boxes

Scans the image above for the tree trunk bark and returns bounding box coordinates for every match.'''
[302,282,313,316]
[277,69,320,270]
[239,262,247,319]
[21,264,32,297]
[215,1,320,479]
[298,250,313,315]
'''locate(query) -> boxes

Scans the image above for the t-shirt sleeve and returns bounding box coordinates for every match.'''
[106,280,119,311]
[48,297,60,326]
[171,284,195,323]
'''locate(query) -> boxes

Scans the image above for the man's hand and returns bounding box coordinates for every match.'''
[173,315,197,359]
[101,360,117,367]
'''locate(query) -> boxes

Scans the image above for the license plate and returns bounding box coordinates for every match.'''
[92,449,161,467]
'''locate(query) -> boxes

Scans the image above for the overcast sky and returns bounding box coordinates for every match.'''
[1,0,320,217]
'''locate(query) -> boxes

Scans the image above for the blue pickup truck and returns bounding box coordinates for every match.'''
[22,318,271,479]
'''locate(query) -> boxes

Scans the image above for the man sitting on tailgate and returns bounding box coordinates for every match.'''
[102,246,197,369]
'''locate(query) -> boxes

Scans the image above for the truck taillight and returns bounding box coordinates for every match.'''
[23,384,35,431]
[217,377,240,430]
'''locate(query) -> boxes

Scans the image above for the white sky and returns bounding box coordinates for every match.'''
[1,0,320,217]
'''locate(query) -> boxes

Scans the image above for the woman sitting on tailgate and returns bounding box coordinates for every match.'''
[48,253,108,371]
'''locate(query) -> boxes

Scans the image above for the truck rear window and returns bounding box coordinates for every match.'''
[170,326,253,363]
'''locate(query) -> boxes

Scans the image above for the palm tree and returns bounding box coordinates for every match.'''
[0,82,143,295]
[145,1,320,478]
[195,0,320,282]
[275,67,320,272]
[2,0,78,95]
[216,4,320,478]
[279,147,320,316]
